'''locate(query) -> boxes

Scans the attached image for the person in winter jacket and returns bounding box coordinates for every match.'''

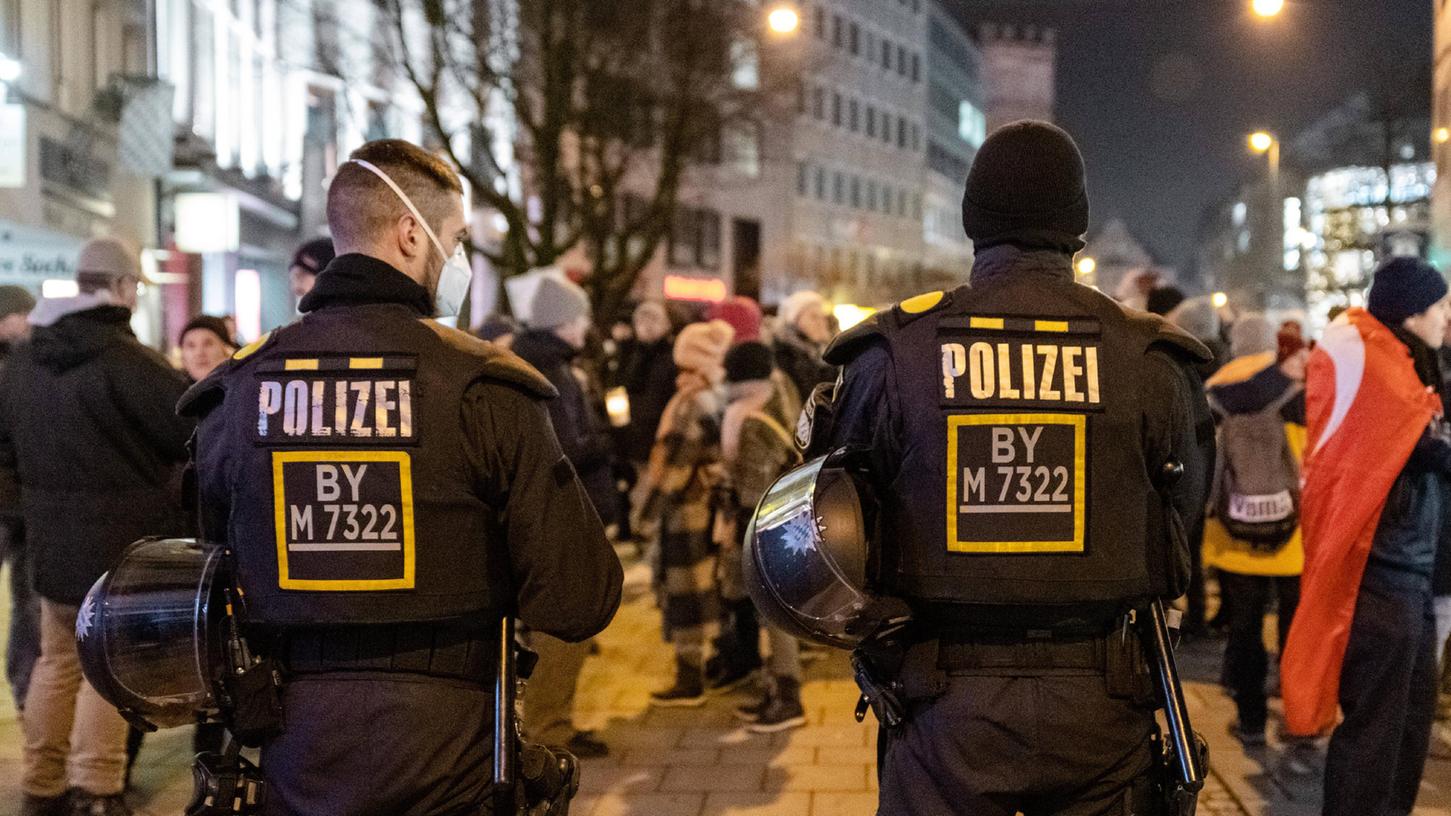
[615,301,678,466]
[1283,257,1451,816]
[510,275,615,759]
[714,341,807,731]
[0,285,37,712]
[178,315,237,383]
[1202,314,1305,746]
[772,291,836,403]
[638,320,734,706]
[0,237,193,816]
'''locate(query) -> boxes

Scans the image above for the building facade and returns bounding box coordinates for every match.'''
[1433,0,1451,268]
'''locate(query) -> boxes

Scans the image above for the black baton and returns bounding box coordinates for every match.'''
[1145,599,1206,793]
[494,616,517,807]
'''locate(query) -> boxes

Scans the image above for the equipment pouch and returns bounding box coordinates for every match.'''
[221,658,284,747]
[1105,621,1155,705]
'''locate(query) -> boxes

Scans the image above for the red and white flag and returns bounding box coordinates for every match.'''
[1280,308,1440,736]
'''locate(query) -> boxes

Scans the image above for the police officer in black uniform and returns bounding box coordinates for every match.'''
[181,139,623,816]
[815,122,1214,815]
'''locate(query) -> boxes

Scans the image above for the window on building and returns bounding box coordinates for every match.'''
[832,14,842,48]
[0,0,18,60]
[882,117,892,145]
[913,194,922,221]
[796,80,806,115]
[898,190,907,217]
[848,99,859,132]
[898,117,907,149]
[911,123,920,151]
[866,106,876,137]
[849,21,859,55]
[813,86,825,119]
[832,92,841,127]
[670,209,699,267]
[723,120,761,177]
[958,100,987,147]
[813,5,825,38]
[850,176,861,208]
[798,162,809,196]
[815,166,825,199]
[699,209,722,269]
[897,45,907,76]
[833,171,844,204]
[911,53,920,82]
[882,40,892,70]
[867,180,877,210]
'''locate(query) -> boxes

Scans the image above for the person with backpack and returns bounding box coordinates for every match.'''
[1203,313,1306,746]
[713,340,808,731]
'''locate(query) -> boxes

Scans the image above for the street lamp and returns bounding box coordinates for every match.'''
[767,5,800,35]
[1252,0,1284,18]
[1436,127,1450,145]
[1248,130,1280,190]
[1075,256,1097,279]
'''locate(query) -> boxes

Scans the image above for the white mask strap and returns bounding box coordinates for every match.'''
[351,159,449,261]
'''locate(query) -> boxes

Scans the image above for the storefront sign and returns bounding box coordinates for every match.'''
[0,222,80,286]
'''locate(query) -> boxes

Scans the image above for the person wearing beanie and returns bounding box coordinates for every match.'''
[1288,255,1451,815]
[1,236,192,816]
[636,320,734,706]
[713,341,807,730]
[509,275,617,760]
[0,285,35,354]
[178,315,239,383]
[708,295,764,344]
[1167,295,1227,380]
[1200,312,1306,747]
[772,290,836,403]
[797,120,1215,816]
[475,312,517,347]
[289,236,336,300]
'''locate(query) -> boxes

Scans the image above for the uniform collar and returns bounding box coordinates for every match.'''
[298,253,434,317]
[969,244,1074,288]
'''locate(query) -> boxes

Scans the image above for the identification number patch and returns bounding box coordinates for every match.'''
[272,450,416,590]
[946,414,1086,554]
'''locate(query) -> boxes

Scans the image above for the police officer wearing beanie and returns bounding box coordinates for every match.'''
[181,139,623,816]
[810,121,1215,815]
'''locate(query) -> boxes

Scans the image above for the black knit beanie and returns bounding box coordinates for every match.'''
[725,341,774,384]
[1367,256,1448,328]
[962,120,1089,252]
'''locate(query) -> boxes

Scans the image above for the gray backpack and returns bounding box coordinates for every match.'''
[1208,385,1302,551]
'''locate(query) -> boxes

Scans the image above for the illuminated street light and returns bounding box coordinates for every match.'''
[1075,256,1096,278]
[1252,0,1284,18]
[1248,131,1274,153]
[1212,292,1229,309]
[767,6,800,35]
[1436,127,1450,145]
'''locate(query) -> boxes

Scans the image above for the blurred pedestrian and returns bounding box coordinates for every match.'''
[616,301,678,515]
[288,236,335,301]
[638,319,734,706]
[178,315,237,383]
[0,237,193,816]
[772,291,836,404]
[0,285,37,711]
[707,295,763,344]
[511,276,615,759]
[476,313,516,348]
[1203,315,1305,746]
[714,341,807,731]
[1281,257,1451,816]
[1145,285,1185,317]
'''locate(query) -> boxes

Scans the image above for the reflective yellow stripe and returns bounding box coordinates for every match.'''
[232,332,270,361]
[284,359,319,371]
[900,291,944,314]
[349,358,384,370]
[969,317,1004,330]
[1034,320,1070,333]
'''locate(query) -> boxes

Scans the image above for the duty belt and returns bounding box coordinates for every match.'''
[937,634,1109,673]
[280,622,497,683]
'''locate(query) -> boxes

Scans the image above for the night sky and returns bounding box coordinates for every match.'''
[946,0,1433,278]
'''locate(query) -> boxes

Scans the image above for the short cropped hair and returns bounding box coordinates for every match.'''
[326,139,464,250]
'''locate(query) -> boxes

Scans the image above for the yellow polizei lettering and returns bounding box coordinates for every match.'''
[1020,345,1037,400]
[309,381,332,436]
[1037,346,1061,401]
[349,382,373,437]
[1085,348,1101,404]
[1062,347,1084,402]
[968,342,995,399]
[996,343,1020,399]
[941,343,967,399]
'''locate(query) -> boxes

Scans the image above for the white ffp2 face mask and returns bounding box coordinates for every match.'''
[351,159,472,317]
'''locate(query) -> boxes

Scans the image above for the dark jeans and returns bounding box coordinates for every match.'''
[3,522,39,708]
[1218,571,1299,732]
[878,672,1156,816]
[1324,579,1438,816]
[262,673,496,816]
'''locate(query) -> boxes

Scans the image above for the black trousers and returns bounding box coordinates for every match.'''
[877,672,1156,816]
[1323,580,1438,816]
[261,672,496,816]
[1218,571,1299,732]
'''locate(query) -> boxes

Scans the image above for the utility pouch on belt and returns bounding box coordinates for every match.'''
[220,658,283,747]
[1105,617,1156,705]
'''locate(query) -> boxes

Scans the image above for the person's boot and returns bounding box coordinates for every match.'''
[747,675,806,733]
[20,793,67,816]
[66,790,132,816]
[650,659,706,707]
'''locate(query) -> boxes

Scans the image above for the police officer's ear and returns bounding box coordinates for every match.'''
[395,211,431,262]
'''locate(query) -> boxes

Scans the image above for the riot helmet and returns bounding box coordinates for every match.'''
[744,449,901,648]
[76,538,228,730]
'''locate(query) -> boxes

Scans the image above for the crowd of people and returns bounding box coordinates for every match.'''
[3,218,1451,815]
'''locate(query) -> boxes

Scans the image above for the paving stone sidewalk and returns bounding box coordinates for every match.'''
[1,557,1448,814]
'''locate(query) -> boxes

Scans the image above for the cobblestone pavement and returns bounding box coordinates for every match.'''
[1,557,1448,814]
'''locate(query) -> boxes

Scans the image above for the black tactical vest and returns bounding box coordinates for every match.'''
[184,303,554,627]
[828,278,1206,607]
